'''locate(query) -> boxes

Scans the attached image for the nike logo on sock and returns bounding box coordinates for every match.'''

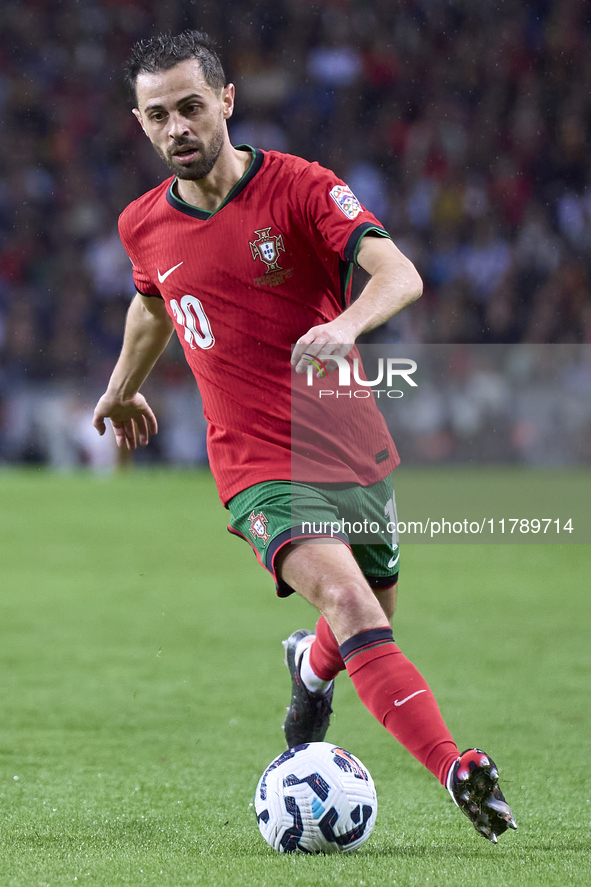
[394,689,427,706]
[157,261,183,283]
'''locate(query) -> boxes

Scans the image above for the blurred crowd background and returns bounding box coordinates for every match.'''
[0,0,590,468]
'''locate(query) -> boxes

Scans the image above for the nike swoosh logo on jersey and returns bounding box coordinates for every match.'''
[157,261,183,283]
[387,552,400,569]
[394,689,426,707]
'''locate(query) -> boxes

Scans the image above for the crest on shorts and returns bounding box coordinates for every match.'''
[249,510,270,544]
[329,184,362,220]
[250,227,285,273]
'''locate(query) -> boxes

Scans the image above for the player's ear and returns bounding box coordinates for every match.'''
[222,83,235,120]
[132,108,148,136]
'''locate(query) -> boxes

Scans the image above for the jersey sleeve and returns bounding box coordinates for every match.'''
[118,209,163,298]
[296,162,391,264]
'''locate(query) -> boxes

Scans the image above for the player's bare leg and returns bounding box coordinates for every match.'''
[278,538,516,842]
[280,541,390,748]
[281,573,396,748]
[278,539,389,643]
[373,583,397,621]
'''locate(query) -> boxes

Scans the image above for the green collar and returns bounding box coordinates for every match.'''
[166,145,263,220]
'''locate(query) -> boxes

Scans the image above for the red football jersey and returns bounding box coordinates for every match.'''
[118,147,400,504]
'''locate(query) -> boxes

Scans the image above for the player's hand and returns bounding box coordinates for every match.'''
[291,318,356,375]
[92,392,158,450]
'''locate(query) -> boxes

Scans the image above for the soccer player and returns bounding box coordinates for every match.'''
[93,31,516,843]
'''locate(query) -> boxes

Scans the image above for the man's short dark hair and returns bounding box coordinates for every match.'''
[124,30,226,105]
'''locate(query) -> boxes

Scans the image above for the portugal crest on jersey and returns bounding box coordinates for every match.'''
[250,227,285,273]
[248,510,271,544]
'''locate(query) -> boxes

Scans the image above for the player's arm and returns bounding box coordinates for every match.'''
[93,294,174,449]
[291,236,422,373]
[344,235,423,337]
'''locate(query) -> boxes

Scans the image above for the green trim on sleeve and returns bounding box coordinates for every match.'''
[353,226,391,266]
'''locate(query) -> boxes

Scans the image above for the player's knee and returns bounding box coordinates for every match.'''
[320,580,385,628]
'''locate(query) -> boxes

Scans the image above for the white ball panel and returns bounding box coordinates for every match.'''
[254,742,378,854]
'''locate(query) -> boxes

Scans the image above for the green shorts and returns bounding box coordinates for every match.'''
[227,475,400,597]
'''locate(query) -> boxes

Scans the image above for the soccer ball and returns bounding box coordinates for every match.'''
[254,742,377,854]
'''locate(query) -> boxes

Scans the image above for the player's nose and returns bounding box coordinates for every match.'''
[167,112,190,140]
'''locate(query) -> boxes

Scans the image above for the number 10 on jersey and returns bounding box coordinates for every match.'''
[170,295,215,350]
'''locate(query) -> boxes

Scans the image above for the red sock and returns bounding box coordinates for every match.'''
[340,627,459,786]
[309,616,346,681]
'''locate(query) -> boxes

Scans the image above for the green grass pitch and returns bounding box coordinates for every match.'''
[0,467,589,886]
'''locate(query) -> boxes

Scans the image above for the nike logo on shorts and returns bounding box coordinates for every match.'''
[157,261,183,283]
[387,551,400,569]
[394,690,426,707]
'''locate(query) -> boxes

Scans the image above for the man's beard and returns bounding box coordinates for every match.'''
[157,120,225,181]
